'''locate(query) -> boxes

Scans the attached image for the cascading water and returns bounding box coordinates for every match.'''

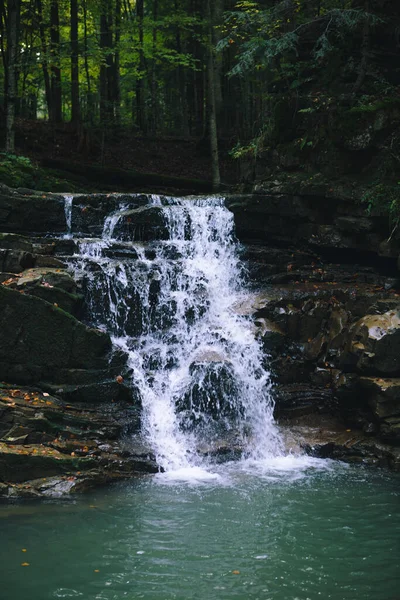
[67,195,283,474]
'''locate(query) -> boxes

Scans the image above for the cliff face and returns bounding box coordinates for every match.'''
[0,185,399,498]
[227,190,400,468]
[0,188,157,498]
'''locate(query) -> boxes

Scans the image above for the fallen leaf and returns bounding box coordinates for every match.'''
[22,549,27,553]
[232,570,240,575]
[21,562,30,567]
[94,569,100,573]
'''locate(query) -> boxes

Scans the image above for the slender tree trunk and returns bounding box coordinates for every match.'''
[136,0,145,131]
[82,0,93,123]
[212,0,224,116]
[206,0,220,190]
[36,0,52,120]
[5,0,19,152]
[114,0,121,125]
[99,2,113,126]
[150,0,159,133]
[50,0,62,122]
[70,0,80,125]
[354,0,370,92]
[174,0,189,136]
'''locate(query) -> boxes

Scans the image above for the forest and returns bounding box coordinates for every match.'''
[0,0,399,191]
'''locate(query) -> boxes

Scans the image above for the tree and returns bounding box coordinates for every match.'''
[70,0,80,125]
[5,0,20,152]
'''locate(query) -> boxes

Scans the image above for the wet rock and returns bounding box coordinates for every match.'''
[0,248,35,273]
[340,309,400,375]
[274,383,335,418]
[0,384,154,497]
[280,414,400,470]
[113,206,169,241]
[15,267,77,293]
[0,191,65,234]
[0,285,111,384]
[0,232,33,253]
[177,360,242,429]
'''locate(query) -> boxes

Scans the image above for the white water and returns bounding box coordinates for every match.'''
[67,195,284,475]
[63,194,74,238]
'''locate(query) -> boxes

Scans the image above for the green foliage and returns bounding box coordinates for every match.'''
[219,2,372,78]
[349,97,400,114]
[0,154,35,188]
[361,183,400,234]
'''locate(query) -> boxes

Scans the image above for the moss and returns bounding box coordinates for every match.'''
[348,97,400,114]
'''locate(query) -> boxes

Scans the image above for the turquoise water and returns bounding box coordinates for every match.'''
[1,458,399,600]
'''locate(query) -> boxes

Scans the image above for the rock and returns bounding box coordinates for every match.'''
[0,384,154,497]
[35,255,66,268]
[3,267,83,315]
[0,248,35,273]
[0,285,111,384]
[0,192,66,234]
[280,414,400,469]
[177,360,242,429]
[356,377,400,443]
[113,206,169,241]
[340,309,400,375]
[0,233,33,252]
[15,267,77,293]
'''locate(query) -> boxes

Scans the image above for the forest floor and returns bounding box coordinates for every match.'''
[6,119,239,193]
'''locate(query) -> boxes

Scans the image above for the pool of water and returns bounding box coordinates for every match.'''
[1,457,399,600]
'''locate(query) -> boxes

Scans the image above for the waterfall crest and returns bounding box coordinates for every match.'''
[67,195,282,472]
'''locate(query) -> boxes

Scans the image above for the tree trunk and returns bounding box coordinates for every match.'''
[70,0,80,125]
[114,0,121,125]
[354,0,370,93]
[50,0,62,122]
[150,0,159,133]
[82,0,93,123]
[36,0,52,120]
[206,0,220,191]
[99,2,113,126]
[5,0,20,152]
[136,0,145,131]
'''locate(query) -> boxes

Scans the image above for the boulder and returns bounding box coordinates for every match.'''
[0,248,35,273]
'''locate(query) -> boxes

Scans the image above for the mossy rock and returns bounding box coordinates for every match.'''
[0,286,111,383]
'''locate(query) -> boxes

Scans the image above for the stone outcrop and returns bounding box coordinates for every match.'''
[1,182,400,495]
[229,189,400,467]
[0,383,156,497]
[0,186,158,496]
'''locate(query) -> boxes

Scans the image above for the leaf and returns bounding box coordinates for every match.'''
[21,562,30,567]
[232,570,240,574]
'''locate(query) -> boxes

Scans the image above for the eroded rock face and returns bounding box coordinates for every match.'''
[341,311,400,375]
[0,190,65,234]
[0,384,156,498]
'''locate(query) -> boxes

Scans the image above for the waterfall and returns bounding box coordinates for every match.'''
[67,195,282,472]
[63,194,74,238]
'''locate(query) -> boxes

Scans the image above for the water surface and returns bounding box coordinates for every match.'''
[1,459,399,600]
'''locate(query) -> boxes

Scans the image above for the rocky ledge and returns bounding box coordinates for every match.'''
[230,190,400,469]
[1,185,400,496]
[0,187,161,496]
